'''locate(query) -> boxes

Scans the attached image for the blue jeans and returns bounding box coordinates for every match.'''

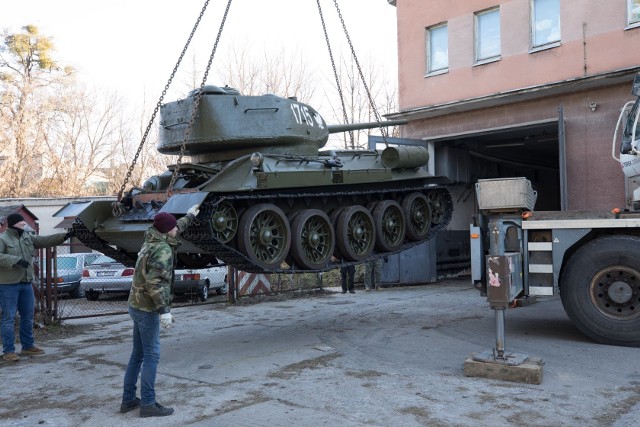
[0,283,35,354]
[123,306,161,406]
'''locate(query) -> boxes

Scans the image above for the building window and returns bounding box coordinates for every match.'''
[629,0,640,25]
[426,23,448,74]
[531,0,560,48]
[475,8,501,62]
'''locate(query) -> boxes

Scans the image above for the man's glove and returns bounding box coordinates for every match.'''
[187,204,200,217]
[65,229,76,240]
[160,313,173,329]
[15,259,30,269]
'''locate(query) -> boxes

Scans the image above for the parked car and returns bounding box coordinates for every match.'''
[173,266,228,301]
[51,253,102,298]
[81,255,228,302]
[81,255,134,301]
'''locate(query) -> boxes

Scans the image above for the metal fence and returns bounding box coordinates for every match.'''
[34,243,349,322]
[35,244,230,322]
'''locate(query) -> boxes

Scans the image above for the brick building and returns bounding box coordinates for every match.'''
[384,0,640,270]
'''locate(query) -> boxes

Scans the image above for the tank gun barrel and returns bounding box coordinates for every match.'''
[328,119,408,134]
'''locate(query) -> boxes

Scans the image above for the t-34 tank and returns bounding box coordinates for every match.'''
[56,85,452,272]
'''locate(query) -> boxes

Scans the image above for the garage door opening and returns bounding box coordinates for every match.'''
[434,120,561,211]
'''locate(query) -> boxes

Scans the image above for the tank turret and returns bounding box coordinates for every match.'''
[158,85,407,163]
[56,86,452,273]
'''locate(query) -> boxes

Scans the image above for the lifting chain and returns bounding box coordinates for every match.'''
[318,0,390,149]
[116,0,389,215]
[167,0,234,197]
[316,0,354,149]
[116,0,213,209]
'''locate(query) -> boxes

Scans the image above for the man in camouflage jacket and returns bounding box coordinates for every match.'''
[121,204,199,418]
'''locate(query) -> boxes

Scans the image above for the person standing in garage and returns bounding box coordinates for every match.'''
[120,205,199,418]
[0,213,72,362]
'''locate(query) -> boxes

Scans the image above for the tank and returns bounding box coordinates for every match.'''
[55,85,453,273]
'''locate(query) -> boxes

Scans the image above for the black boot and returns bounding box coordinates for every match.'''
[140,402,174,418]
[120,397,140,413]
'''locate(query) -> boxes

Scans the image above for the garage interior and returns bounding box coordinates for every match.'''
[434,119,562,211]
[431,119,562,276]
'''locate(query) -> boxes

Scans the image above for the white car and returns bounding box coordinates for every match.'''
[81,256,228,302]
[173,265,228,301]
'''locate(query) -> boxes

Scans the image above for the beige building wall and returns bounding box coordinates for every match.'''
[396,0,638,110]
[390,0,640,210]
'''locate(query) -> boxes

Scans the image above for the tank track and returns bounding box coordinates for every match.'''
[181,185,453,273]
[71,219,138,266]
[71,185,452,272]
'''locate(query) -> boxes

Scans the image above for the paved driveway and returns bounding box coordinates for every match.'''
[1,279,638,426]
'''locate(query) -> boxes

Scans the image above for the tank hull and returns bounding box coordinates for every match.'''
[59,149,452,272]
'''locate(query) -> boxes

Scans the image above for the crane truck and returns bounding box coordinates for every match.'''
[471,72,640,347]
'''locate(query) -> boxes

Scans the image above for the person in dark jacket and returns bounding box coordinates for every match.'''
[0,213,72,362]
[121,205,199,418]
[340,264,355,294]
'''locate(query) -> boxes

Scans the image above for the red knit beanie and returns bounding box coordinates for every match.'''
[153,212,177,233]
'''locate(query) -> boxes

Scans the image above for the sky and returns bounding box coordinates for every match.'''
[3,0,399,107]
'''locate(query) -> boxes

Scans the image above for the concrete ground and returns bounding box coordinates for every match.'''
[1,279,639,427]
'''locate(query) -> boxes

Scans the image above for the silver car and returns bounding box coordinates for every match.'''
[51,253,102,298]
[81,255,134,301]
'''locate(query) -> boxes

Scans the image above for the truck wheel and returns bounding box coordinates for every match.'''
[560,235,640,346]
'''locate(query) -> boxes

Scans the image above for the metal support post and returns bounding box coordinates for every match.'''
[494,307,506,359]
[229,267,237,304]
[472,216,529,366]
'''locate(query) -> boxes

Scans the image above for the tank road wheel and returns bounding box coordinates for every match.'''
[329,208,344,259]
[335,206,375,262]
[372,200,406,251]
[290,209,335,270]
[402,192,431,241]
[238,203,291,270]
[427,191,447,225]
[210,201,238,243]
[560,235,640,346]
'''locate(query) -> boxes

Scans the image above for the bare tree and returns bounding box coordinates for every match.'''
[102,92,169,196]
[36,86,130,196]
[323,52,399,150]
[0,25,165,198]
[215,42,317,102]
[0,25,73,197]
